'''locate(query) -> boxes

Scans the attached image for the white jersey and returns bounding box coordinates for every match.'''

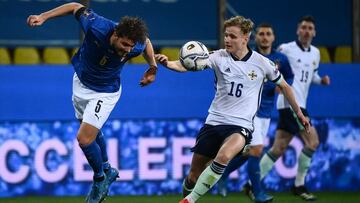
[277,41,320,109]
[205,49,281,131]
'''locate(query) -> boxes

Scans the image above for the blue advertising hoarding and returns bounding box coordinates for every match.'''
[0,64,360,196]
[1,118,360,197]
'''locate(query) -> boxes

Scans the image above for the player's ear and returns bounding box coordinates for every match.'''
[313,30,316,37]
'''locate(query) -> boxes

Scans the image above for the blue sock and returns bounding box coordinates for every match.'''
[221,155,248,180]
[80,140,104,181]
[95,131,110,171]
[247,155,262,195]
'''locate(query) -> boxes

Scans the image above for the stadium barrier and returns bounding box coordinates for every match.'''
[0,64,359,197]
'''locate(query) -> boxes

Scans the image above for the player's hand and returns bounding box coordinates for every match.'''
[155,54,168,67]
[275,86,281,94]
[27,15,46,27]
[321,75,330,85]
[140,65,157,87]
[297,111,311,134]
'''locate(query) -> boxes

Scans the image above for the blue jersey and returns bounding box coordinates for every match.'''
[71,9,146,93]
[257,49,294,118]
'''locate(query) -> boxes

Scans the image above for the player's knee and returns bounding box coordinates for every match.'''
[307,139,319,150]
[271,145,286,157]
[77,132,93,146]
[249,145,264,157]
[215,152,233,165]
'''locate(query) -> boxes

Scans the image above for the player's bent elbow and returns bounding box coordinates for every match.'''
[71,2,85,14]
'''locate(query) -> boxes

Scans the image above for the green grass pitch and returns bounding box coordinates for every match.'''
[1,192,359,203]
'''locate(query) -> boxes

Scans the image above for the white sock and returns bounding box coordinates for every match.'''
[186,161,226,202]
[260,151,277,180]
[295,148,313,186]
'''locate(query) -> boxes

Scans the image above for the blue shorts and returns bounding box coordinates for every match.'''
[277,108,310,134]
[191,124,252,159]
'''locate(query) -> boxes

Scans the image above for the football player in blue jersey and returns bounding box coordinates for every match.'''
[217,23,294,203]
[27,2,157,203]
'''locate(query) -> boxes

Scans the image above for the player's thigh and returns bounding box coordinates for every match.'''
[299,125,319,149]
[215,133,246,165]
[188,153,212,181]
[271,129,293,156]
[77,122,100,145]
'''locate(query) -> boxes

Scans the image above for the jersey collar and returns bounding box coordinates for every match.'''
[230,46,253,61]
[296,40,311,52]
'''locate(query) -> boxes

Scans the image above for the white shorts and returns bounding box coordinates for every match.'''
[250,116,271,146]
[72,73,121,129]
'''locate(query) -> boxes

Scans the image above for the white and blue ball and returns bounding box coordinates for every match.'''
[179,41,209,71]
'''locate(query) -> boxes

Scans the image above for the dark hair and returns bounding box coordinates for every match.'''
[115,16,148,43]
[298,15,315,24]
[256,23,273,33]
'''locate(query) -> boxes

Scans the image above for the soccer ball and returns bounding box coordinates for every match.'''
[179,41,209,71]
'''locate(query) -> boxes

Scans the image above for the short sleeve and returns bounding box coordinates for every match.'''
[277,43,287,55]
[75,8,102,33]
[207,50,224,70]
[264,57,282,84]
[206,51,216,69]
[315,48,320,68]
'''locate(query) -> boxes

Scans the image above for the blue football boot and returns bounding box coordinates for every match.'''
[85,176,109,203]
[217,177,228,197]
[105,167,119,187]
[254,191,273,203]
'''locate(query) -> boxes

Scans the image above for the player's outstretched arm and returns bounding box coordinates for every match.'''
[277,79,311,133]
[312,72,331,86]
[155,54,187,72]
[140,38,158,87]
[27,2,84,27]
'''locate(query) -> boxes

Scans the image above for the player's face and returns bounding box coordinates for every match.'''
[255,27,275,50]
[297,21,316,44]
[112,35,136,57]
[224,26,248,53]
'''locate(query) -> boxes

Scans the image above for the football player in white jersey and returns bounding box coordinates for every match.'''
[217,23,294,203]
[260,15,330,201]
[156,16,310,203]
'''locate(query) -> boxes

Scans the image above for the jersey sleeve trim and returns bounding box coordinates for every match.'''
[272,74,282,85]
[75,7,86,21]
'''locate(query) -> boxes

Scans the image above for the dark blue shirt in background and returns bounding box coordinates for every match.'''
[257,49,294,118]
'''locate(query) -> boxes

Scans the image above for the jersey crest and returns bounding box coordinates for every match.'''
[247,70,258,80]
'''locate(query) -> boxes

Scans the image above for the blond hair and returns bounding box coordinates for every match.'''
[224,16,254,36]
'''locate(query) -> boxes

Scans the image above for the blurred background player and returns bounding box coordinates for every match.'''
[27,2,157,202]
[260,15,330,201]
[155,16,309,203]
[217,23,294,203]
